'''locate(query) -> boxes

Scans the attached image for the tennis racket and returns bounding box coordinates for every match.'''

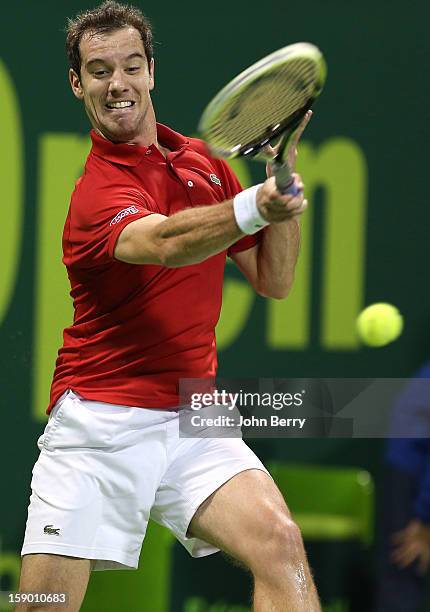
[198,42,326,196]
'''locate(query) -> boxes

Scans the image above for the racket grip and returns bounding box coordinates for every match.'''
[272,161,300,196]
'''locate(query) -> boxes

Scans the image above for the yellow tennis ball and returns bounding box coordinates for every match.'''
[356,303,403,347]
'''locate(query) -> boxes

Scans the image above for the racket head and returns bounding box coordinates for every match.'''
[198,42,326,159]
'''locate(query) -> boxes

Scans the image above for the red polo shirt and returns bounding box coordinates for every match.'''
[48,124,260,412]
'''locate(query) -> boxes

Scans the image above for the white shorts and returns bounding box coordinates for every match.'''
[21,390,268,571]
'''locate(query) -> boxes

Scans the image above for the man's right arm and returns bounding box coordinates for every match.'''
[114,176,304,267]
[114,199,242,267]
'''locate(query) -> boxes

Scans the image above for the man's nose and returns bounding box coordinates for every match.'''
[108,70,129,95]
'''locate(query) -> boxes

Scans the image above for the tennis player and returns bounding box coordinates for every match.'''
[18,2,321,610]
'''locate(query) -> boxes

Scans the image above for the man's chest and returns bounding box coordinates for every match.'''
[128,150,227,215]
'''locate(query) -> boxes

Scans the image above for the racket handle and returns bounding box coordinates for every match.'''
[272,161,300,196]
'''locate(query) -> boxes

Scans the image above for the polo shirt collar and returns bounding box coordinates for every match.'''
[90,123,189,166]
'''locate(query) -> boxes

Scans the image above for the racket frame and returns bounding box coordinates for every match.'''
[198,42,326,194]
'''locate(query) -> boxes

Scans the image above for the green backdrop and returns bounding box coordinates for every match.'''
[0,1,429,610]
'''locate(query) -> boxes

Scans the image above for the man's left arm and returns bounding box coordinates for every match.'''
[230,111,311,299]
[231,204,304,299]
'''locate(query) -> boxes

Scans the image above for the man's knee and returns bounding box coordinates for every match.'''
[247,510,304,577]
[18,554,92,611]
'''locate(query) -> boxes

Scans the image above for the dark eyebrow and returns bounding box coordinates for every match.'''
[86,52,145,68]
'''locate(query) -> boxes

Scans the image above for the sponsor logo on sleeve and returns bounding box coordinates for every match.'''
[110,205,140,226]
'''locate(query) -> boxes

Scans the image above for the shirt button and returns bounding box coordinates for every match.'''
[187,180,194,187]
[145,150,152,155]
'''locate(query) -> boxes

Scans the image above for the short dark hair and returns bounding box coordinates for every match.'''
[66,1,153,77]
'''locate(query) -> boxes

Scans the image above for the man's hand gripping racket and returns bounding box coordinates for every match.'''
[198,43,326,200]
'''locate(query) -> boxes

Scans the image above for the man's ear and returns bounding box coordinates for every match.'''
[69,69,84,100]
[149,58,155,91]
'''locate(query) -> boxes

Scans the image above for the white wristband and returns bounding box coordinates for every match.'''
[233,184,269,235]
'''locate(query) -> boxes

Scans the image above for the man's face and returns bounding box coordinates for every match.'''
[69,26,154,143]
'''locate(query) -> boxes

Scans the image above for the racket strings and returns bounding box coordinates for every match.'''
[206,58,318,152]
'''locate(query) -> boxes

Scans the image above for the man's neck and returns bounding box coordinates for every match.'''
[94,102,170,156]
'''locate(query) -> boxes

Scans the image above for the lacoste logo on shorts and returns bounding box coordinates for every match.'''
[110,205,140,226]
[44,524,61,536]
[210,173,221,186]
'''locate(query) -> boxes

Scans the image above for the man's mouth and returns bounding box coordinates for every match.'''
[105,101,135,110]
